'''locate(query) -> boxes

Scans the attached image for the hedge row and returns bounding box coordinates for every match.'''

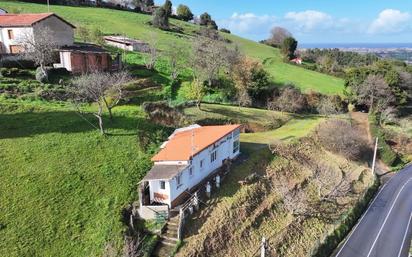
[313,179,380,257]
[368,114,398,166]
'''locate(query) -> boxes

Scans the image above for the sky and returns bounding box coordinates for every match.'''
[156,0,412,44]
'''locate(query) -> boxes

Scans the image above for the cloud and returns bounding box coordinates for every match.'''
[284,10,333,32]
[218,12,277,36]
[368,9,411,34]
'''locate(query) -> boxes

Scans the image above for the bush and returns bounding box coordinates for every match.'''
[219,28,231,34]
[315,119,372,161]
[0,67,32,78]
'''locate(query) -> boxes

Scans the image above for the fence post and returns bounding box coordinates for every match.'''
[261,237,266,257]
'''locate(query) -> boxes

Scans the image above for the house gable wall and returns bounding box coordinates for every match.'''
[32,15,74,46]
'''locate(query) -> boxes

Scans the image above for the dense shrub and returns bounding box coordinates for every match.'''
[0,67,32,78]
[142,101,187,127]
[315,119,372,161]
[368,114,398,166]
[219,28,231,34]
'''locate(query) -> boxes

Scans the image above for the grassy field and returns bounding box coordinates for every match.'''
[184,103,324,152]
[0,101,168,257]
[0,0,344,95]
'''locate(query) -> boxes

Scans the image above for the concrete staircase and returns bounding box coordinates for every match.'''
[151,215,179,257]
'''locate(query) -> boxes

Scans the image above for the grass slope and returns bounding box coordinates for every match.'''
[0,102,165,257]
[184,103,324,152]
[0,1,344,95]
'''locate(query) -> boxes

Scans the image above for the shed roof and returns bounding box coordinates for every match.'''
[151,124,241,162]
[0,13,75,28]
[59,43,108,53]
[143,164,188,181]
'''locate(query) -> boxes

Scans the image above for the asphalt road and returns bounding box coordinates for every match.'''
[334,164,412,257]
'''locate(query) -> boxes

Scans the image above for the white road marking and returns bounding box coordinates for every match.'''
[335,179,391,257]
[397,212,412,257]
[366,178,412,257]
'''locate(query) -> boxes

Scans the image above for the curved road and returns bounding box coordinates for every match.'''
[334,164,412,257]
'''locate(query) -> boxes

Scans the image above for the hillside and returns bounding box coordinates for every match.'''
[0,0,344,95]
[0,102,169,257]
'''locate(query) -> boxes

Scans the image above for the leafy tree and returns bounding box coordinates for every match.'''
[199,12,218,30]
[163,0,172,17]
[281,37,298,60]
[199,12,212,26]
[152,7,169,29]
[176,4,193,21]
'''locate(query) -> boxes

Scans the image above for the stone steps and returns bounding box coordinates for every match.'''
[151,218,180,257]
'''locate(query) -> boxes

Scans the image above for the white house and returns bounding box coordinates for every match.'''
[0,13,75,54]
[139,124,241,217]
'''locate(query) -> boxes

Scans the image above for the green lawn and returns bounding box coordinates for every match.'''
[0,101,167,257]
[1,0,344,95]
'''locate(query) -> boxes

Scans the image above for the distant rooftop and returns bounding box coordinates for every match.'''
[104,35,147,46]
[59,43,108,53]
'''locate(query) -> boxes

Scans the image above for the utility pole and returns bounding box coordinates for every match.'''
[371,137,379,176]
[47,0,50,12]
[261,237,266,257]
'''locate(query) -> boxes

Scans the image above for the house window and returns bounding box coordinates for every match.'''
[189,167,193,177]
[7,30,14,40]
[160,180,165,190]
[233,139,240,153]
[176,173,182,188]
[210,151,217,163]
[9,45,23,54]
[200,159,204,169]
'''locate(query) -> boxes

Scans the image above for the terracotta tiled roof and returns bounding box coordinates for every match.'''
[0,13,75,28]
[152,124,241,162]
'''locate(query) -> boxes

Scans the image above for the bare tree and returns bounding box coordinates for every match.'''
[144,33,158,70]
[18,26,58,79]
[163,41,189,81]
[317,96,340,116]
[271,86,307,113]
[267,26,292,47]
[191,32,229,86]
[315,119,372,161]
[357,74,394,112]
[71,71,131,134]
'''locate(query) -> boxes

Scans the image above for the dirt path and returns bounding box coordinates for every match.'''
[350,112,391,178]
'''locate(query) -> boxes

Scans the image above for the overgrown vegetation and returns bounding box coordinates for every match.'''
[176,125,374,257]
